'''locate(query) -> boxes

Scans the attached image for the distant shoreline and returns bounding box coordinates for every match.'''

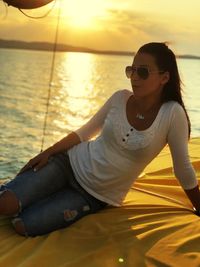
[1,39,200,59]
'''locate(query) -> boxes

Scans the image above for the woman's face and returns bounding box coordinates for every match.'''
[129,52,169,99]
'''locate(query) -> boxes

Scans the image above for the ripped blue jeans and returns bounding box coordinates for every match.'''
[0,151,108,237]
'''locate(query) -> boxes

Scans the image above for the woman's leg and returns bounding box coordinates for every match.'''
[0,152,74,216]
[12,186,107,237]
[0,190,20,216]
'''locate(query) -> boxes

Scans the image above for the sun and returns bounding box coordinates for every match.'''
[61,0,107,30]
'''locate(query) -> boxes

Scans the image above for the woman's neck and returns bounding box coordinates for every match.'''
[132,94,162,114]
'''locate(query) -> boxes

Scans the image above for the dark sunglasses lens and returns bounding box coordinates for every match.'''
[125,66,149,79]
[138,67,149,79]
[125,66,132,78]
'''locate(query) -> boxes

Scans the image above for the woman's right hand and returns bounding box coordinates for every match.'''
[17,150,51,175]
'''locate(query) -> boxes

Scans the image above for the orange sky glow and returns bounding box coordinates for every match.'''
[0,0,200,55]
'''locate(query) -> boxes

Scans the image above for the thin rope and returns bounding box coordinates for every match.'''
[18,0,57,19]
[40,0,62,152]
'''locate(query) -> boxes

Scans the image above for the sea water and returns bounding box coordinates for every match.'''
[0,48,200,179]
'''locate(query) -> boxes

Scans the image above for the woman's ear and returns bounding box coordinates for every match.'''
[161,71,170,85]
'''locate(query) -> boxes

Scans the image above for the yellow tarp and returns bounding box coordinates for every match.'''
[0,138,200,267]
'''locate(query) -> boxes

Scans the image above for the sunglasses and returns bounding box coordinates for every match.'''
[125,66,164,80]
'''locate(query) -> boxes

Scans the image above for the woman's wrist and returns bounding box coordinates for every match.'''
[44,146,55,156]
[43,132,80,157]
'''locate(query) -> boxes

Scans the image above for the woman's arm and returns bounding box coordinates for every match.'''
[167,104,200,214]
[74,90,119,142]
[47,91,119,154]
[47,90,121,151]
[45,92,118,154]
[45,131,81,156]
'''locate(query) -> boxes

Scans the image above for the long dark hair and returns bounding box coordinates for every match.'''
[138,42,191,138]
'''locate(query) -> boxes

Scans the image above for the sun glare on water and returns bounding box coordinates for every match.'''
[61,0,107,30]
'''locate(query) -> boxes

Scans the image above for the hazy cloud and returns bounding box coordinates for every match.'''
[0,2,200,55]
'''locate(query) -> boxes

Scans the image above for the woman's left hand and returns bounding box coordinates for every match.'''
[17,150,51,175]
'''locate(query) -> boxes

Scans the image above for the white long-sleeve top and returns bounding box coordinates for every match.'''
[67,89,197,206]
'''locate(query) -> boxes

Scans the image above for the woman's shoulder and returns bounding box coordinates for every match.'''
[109,89,132,104]
[113,89,132,101]
[120,89,133,96]
[163,100,184,112]
[163,101,187,121]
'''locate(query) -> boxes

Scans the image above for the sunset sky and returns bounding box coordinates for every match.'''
[0,0,200,55]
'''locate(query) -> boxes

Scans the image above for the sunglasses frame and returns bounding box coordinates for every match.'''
[125,65,165,80]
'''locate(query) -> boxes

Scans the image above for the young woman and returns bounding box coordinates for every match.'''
[1,42,199,237]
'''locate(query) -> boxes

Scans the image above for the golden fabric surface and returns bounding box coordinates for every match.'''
[0,138,200,267]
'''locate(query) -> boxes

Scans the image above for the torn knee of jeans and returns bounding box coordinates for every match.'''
[0,188,22,216]
[63,209,78,221]
[12,217,29,237]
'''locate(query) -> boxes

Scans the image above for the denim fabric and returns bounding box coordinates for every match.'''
[0,151,108,237]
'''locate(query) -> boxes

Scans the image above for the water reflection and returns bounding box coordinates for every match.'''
[178,58,200,137]
[49,52,129,138]
[49,52,96,136]
[61,52,96,97]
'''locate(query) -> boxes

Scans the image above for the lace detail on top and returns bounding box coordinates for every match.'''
[112,90,164,151]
